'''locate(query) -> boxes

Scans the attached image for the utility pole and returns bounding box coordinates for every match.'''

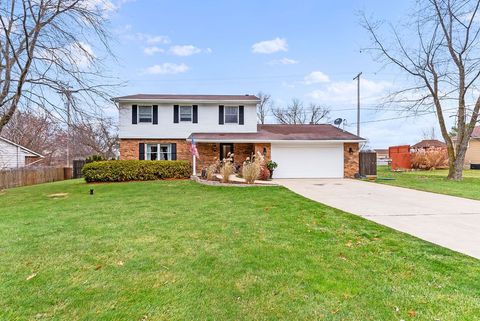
[58,87,73,167]
[353,72,362,136]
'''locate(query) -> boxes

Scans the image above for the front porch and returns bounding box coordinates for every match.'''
[195,142,271,172]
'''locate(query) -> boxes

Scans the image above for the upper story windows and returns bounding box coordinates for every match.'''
[138,106,153,123]
[224,106,239,124]
[179,106,192,122]
[131,104,245,126]
[132,105,157,124]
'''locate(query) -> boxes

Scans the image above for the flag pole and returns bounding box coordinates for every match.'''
[193,153,197,176]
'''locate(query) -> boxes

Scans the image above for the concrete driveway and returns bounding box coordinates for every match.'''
[275,179,480,259]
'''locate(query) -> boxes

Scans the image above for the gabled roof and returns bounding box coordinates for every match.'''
[412,139,446,149]
[0,136,44,157]
[112,94,260,103]
[189,124,365,142]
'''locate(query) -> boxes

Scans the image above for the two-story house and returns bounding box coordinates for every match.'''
[114,94,365,178]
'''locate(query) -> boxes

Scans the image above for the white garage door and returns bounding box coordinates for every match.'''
[271,143,344,178]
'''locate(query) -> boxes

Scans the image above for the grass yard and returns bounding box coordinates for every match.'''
[375,165,480,200]
[1,179,480,320]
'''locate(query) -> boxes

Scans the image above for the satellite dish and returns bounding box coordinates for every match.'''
[334,118,343,126]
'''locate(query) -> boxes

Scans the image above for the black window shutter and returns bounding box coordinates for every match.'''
[139,143,145,160]
[192,105,198,123]
[152,105,158,124]
[171,143,177,160]
[173,105,179,123]
[219,105,224,125]
[132,105,137,124]
[239,106,244,125]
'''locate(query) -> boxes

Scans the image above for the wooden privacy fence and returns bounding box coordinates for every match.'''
[359,151,377,176]
[389,145,412,170]
[73,160,86,179]
[0,166,67,189]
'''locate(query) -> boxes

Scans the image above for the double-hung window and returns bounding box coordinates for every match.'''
[180,106,192,122]
[146,143,172,160]
[146,144,158,160]
[138,106,153,123]
[224,106,238,124]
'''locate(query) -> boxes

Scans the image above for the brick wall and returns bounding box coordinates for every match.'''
[119,139,190,160]
[195,143,256,171]
[254,143,271,161]
[344,142,359,178]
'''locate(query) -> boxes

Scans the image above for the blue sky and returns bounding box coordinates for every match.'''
[102,0,452,148]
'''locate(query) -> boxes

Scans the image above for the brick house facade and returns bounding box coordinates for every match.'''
[115,94,364,178]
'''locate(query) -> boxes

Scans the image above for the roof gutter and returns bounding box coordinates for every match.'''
[187,138,367,143]
[112,98,260,104]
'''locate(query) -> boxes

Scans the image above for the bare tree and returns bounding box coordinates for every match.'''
[272,98,330,124]
[0,0,119,134]
[2,111,118,164]
[362,0,480,180]
[309,103,330,124]
[422,126,437,140]
[72,118,118,159]
[257,92,272,124]
[2,109,63,165]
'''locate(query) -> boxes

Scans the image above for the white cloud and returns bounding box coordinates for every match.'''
[144,35,170,45]
[268,57,299,65]
[169,45,202,56]
[71,42,95,68]
[252,37,288,54]
[83,0,116,12]
[143,46,164,55]
[144,63,189,75]
[308,79,392,103]
[39,41,94,69]
[168,45,211,56]
[304,71,330,84]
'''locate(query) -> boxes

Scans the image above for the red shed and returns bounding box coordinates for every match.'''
[389,145,411,170]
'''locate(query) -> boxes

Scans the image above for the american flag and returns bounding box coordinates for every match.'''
[190,137,199,159]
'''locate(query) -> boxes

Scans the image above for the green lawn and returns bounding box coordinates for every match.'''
[1,179,480,320]
[375,166,480,200]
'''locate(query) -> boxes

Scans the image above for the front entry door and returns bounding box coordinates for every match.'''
[220,143,234,160]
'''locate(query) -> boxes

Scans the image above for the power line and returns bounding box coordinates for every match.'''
[348,106,459,125]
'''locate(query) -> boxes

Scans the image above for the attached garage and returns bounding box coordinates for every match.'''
[271,142,344,178]
[189,124,365,179]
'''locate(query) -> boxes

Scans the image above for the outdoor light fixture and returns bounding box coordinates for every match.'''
[263,147,267,155]
[349,147,354,154]
[213,144,217,152]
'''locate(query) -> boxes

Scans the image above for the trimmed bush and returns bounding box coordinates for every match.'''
[82,160,192,182]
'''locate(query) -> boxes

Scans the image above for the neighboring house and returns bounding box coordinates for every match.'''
[374,149,389,165]
[411,139,447,150]
[464,126,480,167]
[0,137,44,169]
[114,94,365,178]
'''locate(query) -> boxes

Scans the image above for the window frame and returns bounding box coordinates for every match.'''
[138,105,153,123]
[224,106,239,124]
[179,105,193,122]
[146,143,172,160]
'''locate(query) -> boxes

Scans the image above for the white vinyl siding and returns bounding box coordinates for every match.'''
[119,102,257,139]
[0,139,35,169]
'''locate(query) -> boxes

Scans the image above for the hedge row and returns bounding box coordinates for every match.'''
[82,160,192,182]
